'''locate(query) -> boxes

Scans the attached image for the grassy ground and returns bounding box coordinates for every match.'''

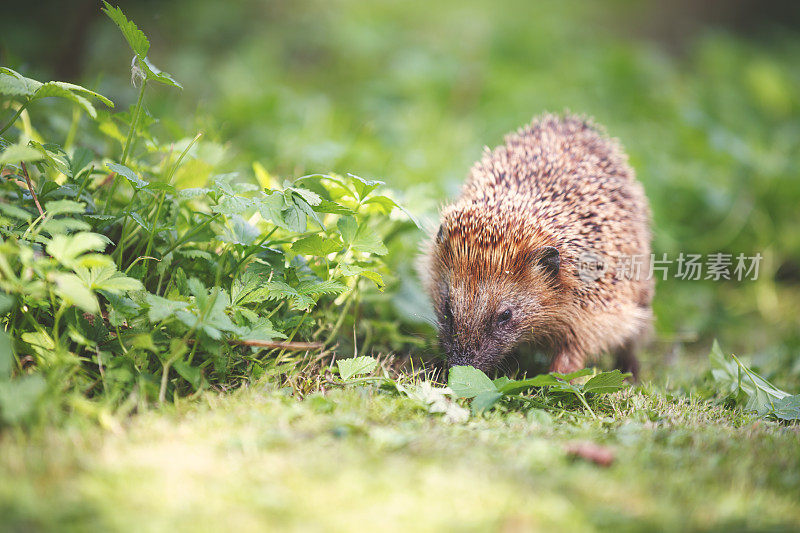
[3,365,799,532]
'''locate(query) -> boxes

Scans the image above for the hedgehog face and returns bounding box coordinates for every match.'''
[435,281,534,371]
[432,245,561,372]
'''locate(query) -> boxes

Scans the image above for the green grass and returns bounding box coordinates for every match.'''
[2,380,799,532]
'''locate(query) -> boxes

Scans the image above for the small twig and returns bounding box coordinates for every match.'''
[20,162,44,217]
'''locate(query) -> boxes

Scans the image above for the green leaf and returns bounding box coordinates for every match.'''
[772,395,800,421]
[362,194,421,228]
[710,340,791,415]
[212,195,254,216]
[0,203,33,222]
[144,293,189,322]
[102,1,150,57]
[48,81,113,108]
[172,360,202,389]
[313,199,354,216]
[583,370,630,395]
[0,67,40,97]
[337,356,378,380]
[283,203,307,233]
[139,56,183,89]
[0,143,43,166]
[32,83,96,118]
[107,162,147,190]
[448,365,497,399]
[498,373,563,394]
[53,273,98,313]
[76,265,143,293]
[46,232,107,268]
[43,199,86,216]
[297,279,347,297]
[291,235,343,256]
[287,187,322,206]
[258,191,289,230]
[337,216,358,244]
[338,263,384,289]
[70,147,94,177]
[471,390,503,414]
[338,216,387,255]
[347,173,383,200]
[556,368,595,381]
[236,319,287,341]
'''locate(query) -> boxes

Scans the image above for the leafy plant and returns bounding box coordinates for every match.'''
[448,365,630,417]
[0,4,415,424]
[709,340,799,421]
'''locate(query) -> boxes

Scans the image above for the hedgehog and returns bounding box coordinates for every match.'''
[421,113,653,377]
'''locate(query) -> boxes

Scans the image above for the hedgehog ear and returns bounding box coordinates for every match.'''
[531,246,560,279]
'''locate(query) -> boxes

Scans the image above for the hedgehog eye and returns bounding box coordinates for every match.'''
[496,309,512,325]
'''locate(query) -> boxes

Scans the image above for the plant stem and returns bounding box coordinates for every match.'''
[20,162,44,217]
[104,79,146,214]
[230,226,278,275]
[121,80,146,166]
[575,392,597,419]
[0,100,29,136]
[161,213,221,257]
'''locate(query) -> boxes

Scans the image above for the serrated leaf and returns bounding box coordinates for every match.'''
[49,81,113,108]
[129,212,151,232]
[337,216,387,255]
[338,263,385,289]
[448,365,497,399]
[282,203,306,233]
[291,235,342,256]
[297,279,347,297]
[0,203,33,222]
[144,293,189,322]
[363,194,420,228]
[292,195,325,229]
[258,191,289,229]
[313,199,354,215]
[287,187,322,206]
[43,199,86,215]
[32,83,97,118]
[46,232,107,267]
[212,195,253,216]
[53,273,98,313]
[347,173,384,200]
[583,370,630,394]
[0,67,41,97]
[236,319,287,341]
[337,356,378,380]
[107,162,147,190]
[139,56,182,89]
[102,1,150,57]
[0,143,43,166]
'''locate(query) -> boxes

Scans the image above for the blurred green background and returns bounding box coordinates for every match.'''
[3,0,799,382]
